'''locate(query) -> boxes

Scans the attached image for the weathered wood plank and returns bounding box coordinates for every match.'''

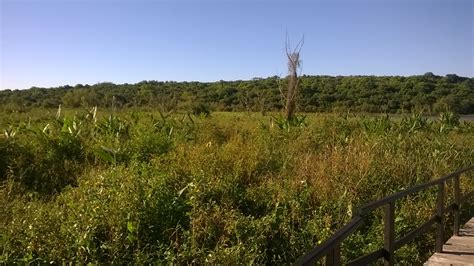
[425,253,474,265]
[425,217,474,265]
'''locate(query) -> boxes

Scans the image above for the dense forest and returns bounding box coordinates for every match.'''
[1,72,473,114]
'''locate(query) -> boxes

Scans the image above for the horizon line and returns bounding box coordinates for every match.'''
[2,72,472,91]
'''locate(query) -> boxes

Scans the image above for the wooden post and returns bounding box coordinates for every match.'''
[384,202,395,266]
[436,182,445,253]
[326,244,341,266]
[453,175,460,236]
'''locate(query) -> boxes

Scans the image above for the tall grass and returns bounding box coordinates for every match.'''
[1,110,473,264]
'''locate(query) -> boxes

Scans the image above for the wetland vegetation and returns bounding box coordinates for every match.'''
[1,105,473,264]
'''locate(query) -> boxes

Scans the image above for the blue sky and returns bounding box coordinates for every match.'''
[1,0,473,89]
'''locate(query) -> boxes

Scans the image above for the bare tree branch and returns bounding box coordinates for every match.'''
[284,34,304,120]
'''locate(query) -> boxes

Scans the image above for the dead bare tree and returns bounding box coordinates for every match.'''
[284,34,304,120]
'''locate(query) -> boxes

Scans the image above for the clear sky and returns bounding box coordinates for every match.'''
[1,0,473,90]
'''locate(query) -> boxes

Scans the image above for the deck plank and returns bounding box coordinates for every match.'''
[425,217,474,265]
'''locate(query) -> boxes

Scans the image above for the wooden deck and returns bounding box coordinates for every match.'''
[425,217,474,265]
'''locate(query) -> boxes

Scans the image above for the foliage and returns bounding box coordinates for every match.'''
[191,102,211,117]
[272,114,307,132]
[0,109,473,264]
[1,74,473,114]
[438,111,460,133]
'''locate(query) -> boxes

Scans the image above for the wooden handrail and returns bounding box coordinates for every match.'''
[296,217,364,265]
[294,165,474,266]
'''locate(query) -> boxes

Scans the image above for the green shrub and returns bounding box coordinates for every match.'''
[191,103,211,117]
[1,110,473,264]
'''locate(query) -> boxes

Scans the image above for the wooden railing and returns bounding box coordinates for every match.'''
[294,166,474,266]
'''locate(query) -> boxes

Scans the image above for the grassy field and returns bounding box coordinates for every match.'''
[1,108,473,264]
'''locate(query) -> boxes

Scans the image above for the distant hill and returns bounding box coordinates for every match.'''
[1,73,473,114]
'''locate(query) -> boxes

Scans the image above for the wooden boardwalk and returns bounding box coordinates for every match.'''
[425,217,474,265]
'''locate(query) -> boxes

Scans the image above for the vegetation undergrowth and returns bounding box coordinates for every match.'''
[1,109,473,264]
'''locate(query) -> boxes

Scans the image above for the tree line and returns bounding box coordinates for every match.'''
[1,72,472,114]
